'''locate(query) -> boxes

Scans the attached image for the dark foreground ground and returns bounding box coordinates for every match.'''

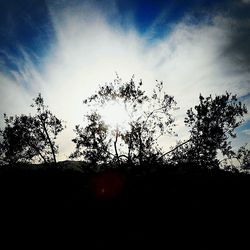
[0,162,249,249]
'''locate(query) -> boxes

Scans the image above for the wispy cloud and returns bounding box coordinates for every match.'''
[242,0,250,4]
[243,129,250,136]
[0,1,249,160]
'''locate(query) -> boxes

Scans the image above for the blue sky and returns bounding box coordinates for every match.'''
[0,0,250,160]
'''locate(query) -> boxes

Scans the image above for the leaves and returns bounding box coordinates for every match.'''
[70,112,111,165]
[0,94,65,165]
[179,92,247,168]
[71,76,177,166]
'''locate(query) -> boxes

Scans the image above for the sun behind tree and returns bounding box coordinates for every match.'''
[71,75,177,166]
[100,99,131,131]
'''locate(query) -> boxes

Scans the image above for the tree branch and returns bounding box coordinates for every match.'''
[158,138,192,160]
[40,117,57,163]
[114,128,121,166]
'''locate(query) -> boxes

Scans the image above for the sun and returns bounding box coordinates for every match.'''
[100,100,131,130]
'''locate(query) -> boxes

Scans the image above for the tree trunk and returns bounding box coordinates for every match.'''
[42,122,57,163]
[138,131,143,166]
[114,128,120,166]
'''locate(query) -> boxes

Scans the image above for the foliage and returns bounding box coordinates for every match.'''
[0,114,42,164]
[168,92,247,169]
[70,112,111,166]
[0,94,64,165]
[235,144,250,170]
[31,94,65,163]
[221,144,250,172]
[0,78,248,172]
[71,75,177,166]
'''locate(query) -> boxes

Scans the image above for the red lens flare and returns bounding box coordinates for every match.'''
[91,170,125,200]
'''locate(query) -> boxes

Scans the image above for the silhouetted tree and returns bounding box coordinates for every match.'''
[70,112,111,166]
[167,92,247,169]
[71,75,177,166]
[0,94,64,165]
[235,144,250,170]
[31,94,64,163]
[0,114,44,164]
[221,144,250,172]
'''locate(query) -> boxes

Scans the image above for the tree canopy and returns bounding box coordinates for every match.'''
[167,92,247,169]
[71,75,177,166]
[71,76,248,170]
[0,77,248,171]
[0,94,65,165]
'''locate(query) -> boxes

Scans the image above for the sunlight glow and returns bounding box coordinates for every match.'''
[100,101,131,130]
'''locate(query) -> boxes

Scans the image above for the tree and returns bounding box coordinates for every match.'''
[71,75,177,166]
[234,145,250,170]
[70,112,111,166]
[0,114,43,164]
[0,94,65,165]
[31,93,65,163]
[221,144,250,172]
[167,92,247,169]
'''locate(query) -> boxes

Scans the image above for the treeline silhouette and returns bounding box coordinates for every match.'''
[0,77,250,249]
[0,76,249,171]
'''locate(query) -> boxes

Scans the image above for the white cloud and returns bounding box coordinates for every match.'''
[0,2,249,160]
[0,73,33,126]
[242,129,250,136]
[242,0,250,4]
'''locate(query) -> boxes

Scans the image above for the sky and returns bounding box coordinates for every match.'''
[0,0,250,161]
